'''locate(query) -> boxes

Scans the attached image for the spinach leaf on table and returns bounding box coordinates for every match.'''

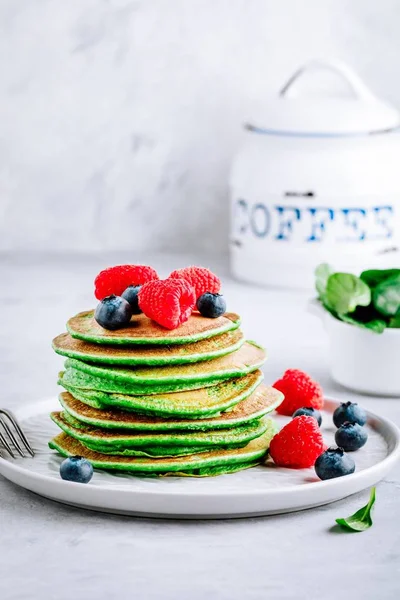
[336,487,376,532]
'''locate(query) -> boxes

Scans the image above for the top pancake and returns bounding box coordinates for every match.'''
[67,310,241,346]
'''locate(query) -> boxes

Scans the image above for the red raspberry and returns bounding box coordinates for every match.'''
[138,278,196,329]
[269,416,325,468]
[169,266,221,299]
[94,265,159,300]
[273,369,324,416]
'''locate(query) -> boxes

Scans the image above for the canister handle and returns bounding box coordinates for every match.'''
[280,59,377,102]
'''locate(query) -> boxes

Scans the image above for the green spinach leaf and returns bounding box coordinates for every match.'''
[336,487,376,532]
[361,269,400,289]
[315,263,333,298]
[340,304,387,333]
[326,273,371,315]
[373,273,400,317]
[389,310,400,328]
[340,314,386,333]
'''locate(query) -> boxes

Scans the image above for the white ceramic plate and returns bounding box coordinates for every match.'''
[0,398,399,519]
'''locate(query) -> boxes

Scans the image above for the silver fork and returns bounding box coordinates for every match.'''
[0,409,35,458]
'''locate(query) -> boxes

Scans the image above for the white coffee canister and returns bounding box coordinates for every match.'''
[230,60,400,288]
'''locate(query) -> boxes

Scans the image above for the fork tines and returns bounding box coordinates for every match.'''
[0,410,34,458]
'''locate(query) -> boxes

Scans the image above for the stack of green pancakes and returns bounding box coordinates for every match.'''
[49,309,283,477]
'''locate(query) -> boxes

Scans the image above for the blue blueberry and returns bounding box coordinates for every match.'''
[315,447,355,480]
[121,285,142,314]
[60,455,93,483]
[94,295,132,330]
[292,406,322,426]
[197,293,226,318]
[335,422,368,452]
[333,401,367,428]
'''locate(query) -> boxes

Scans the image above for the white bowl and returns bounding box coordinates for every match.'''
[310,301,400,396]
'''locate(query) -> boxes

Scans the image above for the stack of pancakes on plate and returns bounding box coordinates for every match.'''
[49,310,282,476]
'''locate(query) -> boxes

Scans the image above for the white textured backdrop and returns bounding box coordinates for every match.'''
[1,0,400,254]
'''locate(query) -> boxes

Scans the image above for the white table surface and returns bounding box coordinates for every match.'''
[1,252,399,600]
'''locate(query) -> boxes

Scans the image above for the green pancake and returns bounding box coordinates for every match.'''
[62,341,266,395]
[58,370,264,418]
[49,421,278,475]
[59,409,261,458]
[67,310,241,346]
[50,411,270,455]
[58,385,283,431]
[60,410,233,457]
[52,329,244,366]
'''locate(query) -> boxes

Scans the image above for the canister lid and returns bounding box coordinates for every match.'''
[246,60,399,137]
